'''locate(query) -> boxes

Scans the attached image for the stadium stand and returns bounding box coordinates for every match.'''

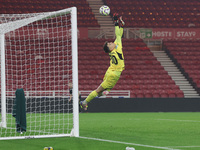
[163,39,200,96]
[2,0,199,98]
[2,0,200,28]
[104,0,200,28]
[0,0,100,27]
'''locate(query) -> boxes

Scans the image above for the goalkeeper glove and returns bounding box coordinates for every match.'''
[112,13,120,26]
[113,13,120,21]
[118,16,125,28]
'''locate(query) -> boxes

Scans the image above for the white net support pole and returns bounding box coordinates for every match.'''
[71,7,79,137]
[0,33,7,128]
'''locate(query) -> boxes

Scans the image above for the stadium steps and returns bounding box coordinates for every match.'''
[87,0,114,28]
[152,50,200,98]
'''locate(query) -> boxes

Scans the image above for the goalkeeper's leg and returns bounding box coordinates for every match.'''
[80,71,120,110]
[80,85,105,110]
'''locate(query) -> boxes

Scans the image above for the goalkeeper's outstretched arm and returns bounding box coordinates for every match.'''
[113,15,124,46]
[115,26,123,46]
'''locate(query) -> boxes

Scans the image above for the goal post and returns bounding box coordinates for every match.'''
[1,33,6,128]
[71,8,79,138]
[0,7,79,139]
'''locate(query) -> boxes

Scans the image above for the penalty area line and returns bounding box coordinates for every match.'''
[79,136,181,150]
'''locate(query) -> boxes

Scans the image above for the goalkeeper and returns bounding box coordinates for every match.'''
[80,14,125,110]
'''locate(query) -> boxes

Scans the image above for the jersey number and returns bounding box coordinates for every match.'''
[110,55,118,65]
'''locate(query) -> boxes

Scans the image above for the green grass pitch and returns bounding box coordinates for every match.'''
[0,112,200,150]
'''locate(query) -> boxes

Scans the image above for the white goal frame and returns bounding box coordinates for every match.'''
[0,7,79,139]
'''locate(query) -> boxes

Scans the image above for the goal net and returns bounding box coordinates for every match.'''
[0,7,79,140]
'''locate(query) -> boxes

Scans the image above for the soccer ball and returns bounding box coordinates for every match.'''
[99,5,110,16]
[44,147,54,150]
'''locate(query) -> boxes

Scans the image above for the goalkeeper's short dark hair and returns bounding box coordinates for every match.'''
[103,41,110,53]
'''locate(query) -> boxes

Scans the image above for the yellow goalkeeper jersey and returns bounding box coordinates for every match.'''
[108,26,125,72]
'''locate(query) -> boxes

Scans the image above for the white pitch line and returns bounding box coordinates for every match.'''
[79,136,181,150]
[156,119,200,123]
[171,146,200,148]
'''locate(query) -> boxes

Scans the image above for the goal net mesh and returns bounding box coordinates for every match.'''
[0,8,77,139]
